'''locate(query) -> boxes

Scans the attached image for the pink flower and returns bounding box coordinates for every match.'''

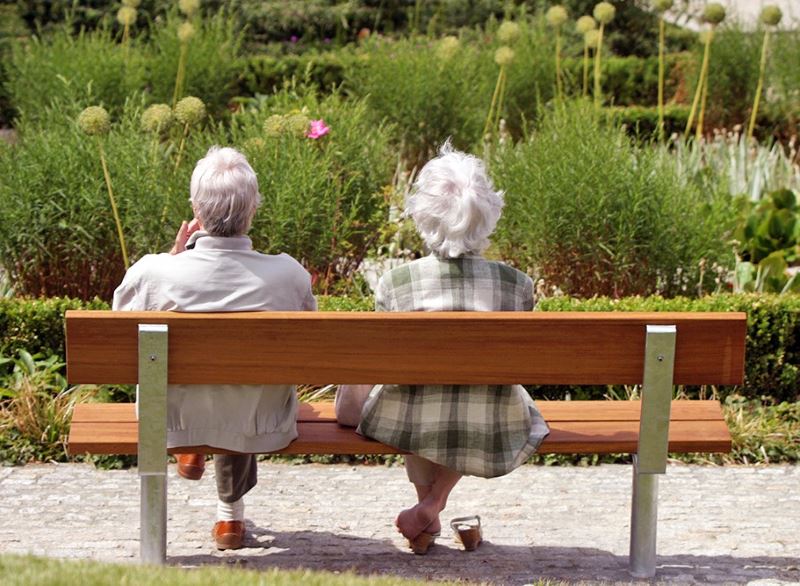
[306,119,330,139]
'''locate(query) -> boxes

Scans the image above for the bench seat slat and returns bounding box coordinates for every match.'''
[68,402,732,456]
[70,400,727,424]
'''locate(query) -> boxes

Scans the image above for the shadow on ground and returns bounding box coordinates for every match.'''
[168,523,800,585]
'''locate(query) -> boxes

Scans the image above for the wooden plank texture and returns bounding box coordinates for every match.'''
[66,311,747,385]
[67,401,732,456]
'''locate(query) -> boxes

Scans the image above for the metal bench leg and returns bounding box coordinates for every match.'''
[138,324,169,565]
[629,324,676,579]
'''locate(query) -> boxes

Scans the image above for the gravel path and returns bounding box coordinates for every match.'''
[0,462,798,585]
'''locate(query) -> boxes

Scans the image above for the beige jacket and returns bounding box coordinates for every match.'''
[112,233,316,452]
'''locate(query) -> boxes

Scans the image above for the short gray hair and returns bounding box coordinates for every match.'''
[189,146,261,237]
[406,142,504,258]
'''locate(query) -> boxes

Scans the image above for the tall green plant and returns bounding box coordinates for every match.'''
[653,0,673,140]
[491,101,736,298]
[575,15,597,97]
[748,6,783,141]
[592,2,616,108]
[546,6,569,103]
[685,3,726,140]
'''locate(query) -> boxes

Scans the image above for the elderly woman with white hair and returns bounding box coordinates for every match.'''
[113,146,316,550]
[337,143,549,554]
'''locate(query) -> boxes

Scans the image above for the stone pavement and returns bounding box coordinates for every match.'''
[0,462,798,585]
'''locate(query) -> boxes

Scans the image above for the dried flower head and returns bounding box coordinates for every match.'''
[116,6,137,26]
[546,6,569,28]
[141,104,174,133]
[497,21,521,44]
[263,115,286,138]
[436,36,460,61]
[584,29,601,48]
[576,15,596,34]
[122,0,141,7]
[760,5,782,26]
[178,0,200,17]
[653,0,673,12]
[494,46,515,67]
[78,106,111,136]
[285,113,310,137]
[174,96,206,126]
[178,22,195,43]
[243,137,266,152]
[703,3,726,25]
[593,2,616,25]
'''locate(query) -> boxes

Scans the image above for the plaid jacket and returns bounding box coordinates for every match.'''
[357,255,549,478]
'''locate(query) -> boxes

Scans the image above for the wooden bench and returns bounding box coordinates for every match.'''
[66,310,746,578]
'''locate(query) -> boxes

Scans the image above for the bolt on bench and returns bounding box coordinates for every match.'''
[66,311,746,578]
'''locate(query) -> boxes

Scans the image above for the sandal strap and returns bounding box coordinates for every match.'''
[450,515,481,531]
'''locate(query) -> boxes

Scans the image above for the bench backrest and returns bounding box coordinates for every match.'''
[66,311,746,386]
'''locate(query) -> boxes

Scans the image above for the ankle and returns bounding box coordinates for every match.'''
[216,497,244,522]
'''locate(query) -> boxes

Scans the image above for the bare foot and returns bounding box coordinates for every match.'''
[395,500,440,541]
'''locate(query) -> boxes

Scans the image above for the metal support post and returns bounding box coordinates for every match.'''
[138,324,169,565]
[629,324,676,579]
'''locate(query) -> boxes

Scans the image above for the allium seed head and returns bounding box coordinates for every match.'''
[576,15,596,34]
[546,6,569,28]
[760,5,782,26]
[263,115,286,138]
[497,21,521,44]
[584,29,601,48]
[436,36,460,61]
[286,113,310,137]
[116,6,137,26]
[653,0,673,12]
[78,106,111,136]
[174,96,206,126]
[141,104,174,133]
[494,46,515,66]
[593,2,616,25]
[178,22,195,43]
[122,0,141,7]
[703,3,726,25]
[178,0,200,17]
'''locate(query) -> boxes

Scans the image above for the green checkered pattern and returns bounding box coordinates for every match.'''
[358,255,549,478]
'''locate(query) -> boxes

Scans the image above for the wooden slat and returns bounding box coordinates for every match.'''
[70,400,727,424]
[67,402,732,456]
[66,311,747,386]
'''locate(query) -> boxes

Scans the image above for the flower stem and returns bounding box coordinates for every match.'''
[173,122,190,174]
[98,141,129,269]
[593,23,605,109]
[483,66,505,141]
[684,27,713,140]
[747,29,770,142]
[555,30,563,102]
[493,68,507,133]
[172,42,188,107]
[657,16,665,141]
[582,41,590,97]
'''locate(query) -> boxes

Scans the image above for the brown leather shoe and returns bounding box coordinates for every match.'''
[176,453,205,480]
[212,520,245,550]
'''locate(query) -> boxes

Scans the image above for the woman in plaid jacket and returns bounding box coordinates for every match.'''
[337,143,549,553]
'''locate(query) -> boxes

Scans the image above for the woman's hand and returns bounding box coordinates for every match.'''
[170,218,201,255]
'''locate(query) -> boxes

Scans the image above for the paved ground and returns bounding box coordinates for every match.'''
[0,462,798,585]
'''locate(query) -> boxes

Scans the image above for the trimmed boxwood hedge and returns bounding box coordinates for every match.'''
[0,294,797,403]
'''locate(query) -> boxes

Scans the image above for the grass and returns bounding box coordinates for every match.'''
[1,554,557,586]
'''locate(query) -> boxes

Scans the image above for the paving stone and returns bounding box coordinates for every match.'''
[0,463,798,585]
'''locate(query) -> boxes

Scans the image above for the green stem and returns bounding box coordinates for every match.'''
[747,29,770,142]
[555,30,563,102]
[493,67,507,133]
[173,122,190,174]
[172,42,188,107]
[657,17,665,141]
[482,66,504,141]
[593,23,605,109]
[98,141,129,269]
[695,28,715,142]
[122,23,130,64]
[582,41,590,97]
[684,27,713,140]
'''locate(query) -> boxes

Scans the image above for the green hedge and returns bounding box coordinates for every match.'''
[0,294,796,403]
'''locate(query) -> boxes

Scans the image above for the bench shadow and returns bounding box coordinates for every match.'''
[168,523,800,584]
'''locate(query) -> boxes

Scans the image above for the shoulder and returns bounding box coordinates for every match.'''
[488,260,533,288]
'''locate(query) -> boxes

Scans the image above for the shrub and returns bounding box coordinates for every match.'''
[237,49,359,97]
[537,293,800,404]
[491,101,737,298]
[0,97,219,300]
[607,104,690,139]
[229,88,394,292]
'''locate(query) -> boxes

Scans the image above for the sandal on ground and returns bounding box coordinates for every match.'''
[408,530,440,555]
[450,515,482,552]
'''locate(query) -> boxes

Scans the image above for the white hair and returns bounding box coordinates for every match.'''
[406,142,504,258]
[189,146,261,237]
